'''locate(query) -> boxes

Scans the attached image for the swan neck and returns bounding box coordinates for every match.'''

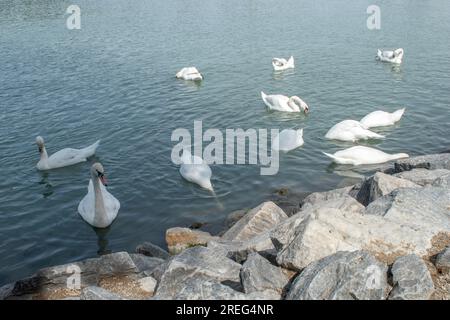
[92,177,108,226]
[40,146,48,161]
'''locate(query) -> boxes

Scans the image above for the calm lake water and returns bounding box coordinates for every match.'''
[1,0,449,285]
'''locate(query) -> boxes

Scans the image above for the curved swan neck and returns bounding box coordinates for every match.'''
[92,177,108,226]
[39,146,48,161]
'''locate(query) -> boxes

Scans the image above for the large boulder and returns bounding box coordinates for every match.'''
[388,254,434,300]
[240,253,289,298]
[394,169,450,186]
[432,173,450,188]
[135,242,170,260]
[222,202,287,241]
[356,172,419,206]
[80,286,125,300]
[165,227,218,255]
[154,246,242,299]
[275,187,450,271]
[286,251,388,300]
[393,153,450,173]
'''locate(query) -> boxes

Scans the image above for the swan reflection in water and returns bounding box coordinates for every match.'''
[93,226,112,256]
[38,171,54,198]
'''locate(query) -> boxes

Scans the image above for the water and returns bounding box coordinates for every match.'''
[1,0,449,285]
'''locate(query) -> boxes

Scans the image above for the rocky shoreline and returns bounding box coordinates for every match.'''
[2,153,450,300]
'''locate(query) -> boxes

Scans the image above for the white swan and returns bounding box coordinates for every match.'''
[261,91,309,113]
[323,146,409,165]
[176,67,203,81]
[179,149,213,191]
[376,48,404,64]
[360,108,405,129]
[272,56,294,71]
[325,120,384,142]
[272,129,304,152]
[36,136,100,170]
[78,163,120,228]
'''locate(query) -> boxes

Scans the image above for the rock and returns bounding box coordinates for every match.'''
[270,188,309,217]
[286,250,388,300]
[241,253,289,298]
[275,187,450,271]
[246,290,281,300]
[300,186,354,210]
[222,202,287,241]
[356,172,419,206]
[138,277,157,295]
[435,246,450,272]
[165,227,218,255]
[96,252,138,276]
[432,173,450,188]
[135,242,170,260]
[394,169,450,186]
[154,246,242,298]
[143,260,170,282]
[208,230,276,264]
[393,153,450,173]
[155,275,247,300]
[129,254,165,273]
[80,286,125,300]
[388,254,434,300]
[225,209,248,229]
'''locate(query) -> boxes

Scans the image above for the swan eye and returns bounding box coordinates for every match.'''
[97,170,104,177]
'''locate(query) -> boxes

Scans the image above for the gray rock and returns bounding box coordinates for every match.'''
[394,169,450,186]
[166,227,218,255]
[432,173,450,188]
[222,202,288,241]
[286,251,388,300]
[246,290,282,300]
[393,153,450,173]
[154,246,242,298]
[356,172,419,206]
[300,186,354,210]
[241,253,289,298]
[136,242,170,260]
[435,246,450,272]
[80,286,125,300]
[388,254,434,300]
[129,254,165,273]
[96,252,138,276]
[143,260,170,282]
[155,274,247,300]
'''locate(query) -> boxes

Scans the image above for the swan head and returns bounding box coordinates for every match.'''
[289,96,309,114]
[91,162,108,186]
[36,136,45,153]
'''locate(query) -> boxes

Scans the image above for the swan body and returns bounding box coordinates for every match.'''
[323,146,409,165]
[179,150,213,191]
[377,48,404,64]
[272,129,304,152]
[261,91,309,113]
[325,120,384,142]
[78,163,120,228]
[176,67,203,81]
[272,56,294,71]
[36,136,100,170]
[360,108,405,129]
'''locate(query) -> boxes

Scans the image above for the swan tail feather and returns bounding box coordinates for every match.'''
[287,56,294,68]
[392,108,405,122]
[82,140,100,158]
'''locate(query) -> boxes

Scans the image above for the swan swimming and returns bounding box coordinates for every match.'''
[323,146,409,165]
[78,163,120,228]
[272,56,295,71]
[176,67,203,81]
[376,48,404,64]
[179,149,213,191]
[360,108,405,129]
[325,120,384,142]
[272,129,304,152]
[261,91,309,113]
[35,136,100,170]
